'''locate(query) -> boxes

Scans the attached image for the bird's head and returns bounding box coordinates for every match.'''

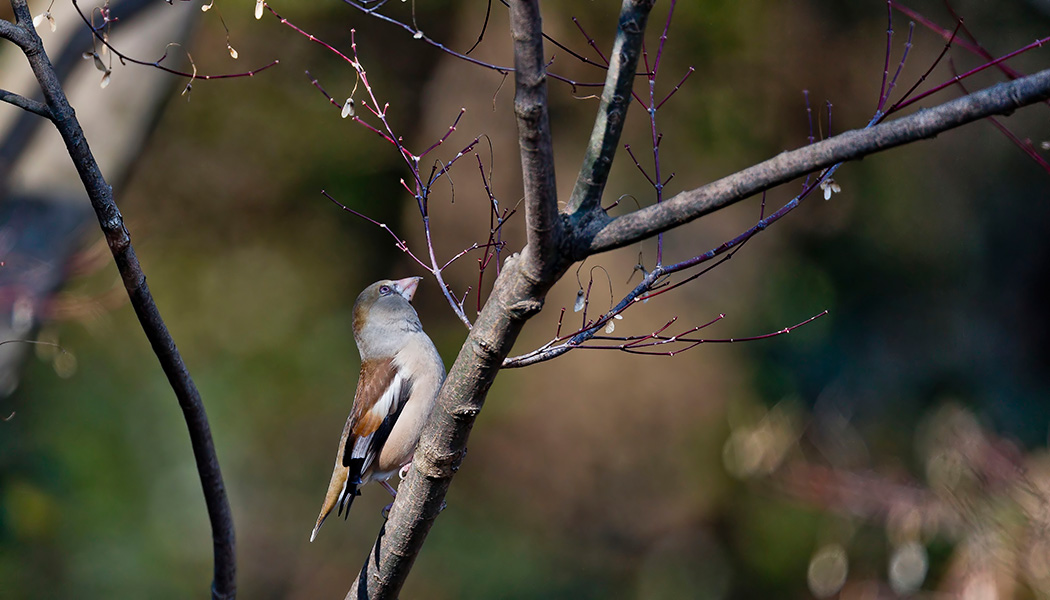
[352,277,425,358]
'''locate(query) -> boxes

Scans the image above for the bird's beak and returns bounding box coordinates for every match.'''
[395,276,422,302]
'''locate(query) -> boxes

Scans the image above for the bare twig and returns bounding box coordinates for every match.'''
[286,10,481,328]
[70,0,278,81]
[341,0,607,89]
[889,35,1049,114]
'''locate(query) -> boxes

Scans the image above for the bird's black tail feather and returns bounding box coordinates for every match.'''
[337,482,362,519]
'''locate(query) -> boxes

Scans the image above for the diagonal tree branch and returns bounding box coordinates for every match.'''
[2,1,236,598]
[580,68,1050,255]
[0,87,53,119]
[0,16,31,50]
[567,0,655,219]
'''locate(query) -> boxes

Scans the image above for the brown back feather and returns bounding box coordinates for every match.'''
[349,358,398,438]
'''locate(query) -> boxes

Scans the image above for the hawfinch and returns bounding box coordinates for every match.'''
[310,277,446,542]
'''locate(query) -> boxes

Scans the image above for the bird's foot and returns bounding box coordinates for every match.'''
[398,462,412,480]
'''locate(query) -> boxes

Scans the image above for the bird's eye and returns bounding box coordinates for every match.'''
[379,285,392,296]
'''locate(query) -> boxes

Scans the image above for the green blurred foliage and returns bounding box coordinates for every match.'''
[3,0,1050,598]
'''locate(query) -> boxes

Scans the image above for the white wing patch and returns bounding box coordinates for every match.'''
[351,371,407,475]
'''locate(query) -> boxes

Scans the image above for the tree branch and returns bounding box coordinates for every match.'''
[581,67,1050,255]
[509,0,563,278]
[0,88,53,120]
[566,0,655,218]
[0,15,32,51]
[6,1,236,597]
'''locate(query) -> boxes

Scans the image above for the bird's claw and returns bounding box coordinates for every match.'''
[398,462,412,480]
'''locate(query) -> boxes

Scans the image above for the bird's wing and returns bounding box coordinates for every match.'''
[344,357,414,480]
[310,357,415,541]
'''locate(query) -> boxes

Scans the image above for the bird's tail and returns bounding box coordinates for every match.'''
[310,468,361,542]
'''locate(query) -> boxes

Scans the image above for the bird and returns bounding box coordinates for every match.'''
[310,276,446,542]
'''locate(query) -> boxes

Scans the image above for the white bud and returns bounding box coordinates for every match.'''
[33,11,53,31]
[573,290,585,312]
[820,178,841,201]
[255,0,264,20]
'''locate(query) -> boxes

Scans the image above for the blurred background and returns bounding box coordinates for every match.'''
[2,0,1050,598]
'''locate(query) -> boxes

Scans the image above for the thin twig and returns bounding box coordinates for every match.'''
[342,0,606,89]
[70,0,277,81]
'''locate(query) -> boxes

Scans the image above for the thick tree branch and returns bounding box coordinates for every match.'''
[0,87,53,119]
[566,0,655,218]
[581,67,1050,255]
[5,1,236,597]
[509,0,563,278]
[0,16,32,50]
